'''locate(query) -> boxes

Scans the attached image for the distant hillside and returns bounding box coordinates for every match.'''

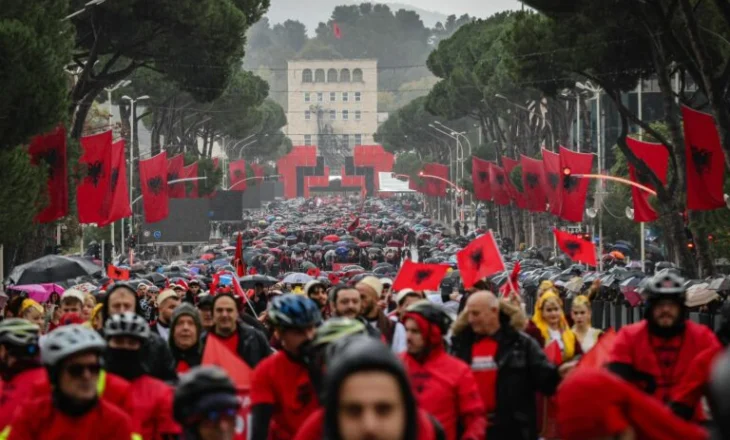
[265,0,448,34]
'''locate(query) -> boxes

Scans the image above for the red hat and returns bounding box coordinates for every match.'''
[557,370,708,440]
[402,312,442,347]
[58,312,85,327]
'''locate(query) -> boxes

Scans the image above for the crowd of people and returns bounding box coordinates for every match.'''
[2,197,730,440]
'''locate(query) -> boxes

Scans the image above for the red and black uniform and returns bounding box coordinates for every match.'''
[3,394,136,440]
[607,320,721,420]
[401,313,486,440]
[250,351,319,440]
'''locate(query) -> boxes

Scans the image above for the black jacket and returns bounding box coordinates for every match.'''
[202,321,273,369]
[142,331,178,383]
[451,312,560,440]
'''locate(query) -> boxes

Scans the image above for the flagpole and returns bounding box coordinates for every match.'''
[490,229,519,299]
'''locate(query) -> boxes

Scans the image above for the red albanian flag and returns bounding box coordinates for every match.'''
[542,148,562,217]
[106,264,130,281]
[347,217,360,232]
[626,137,669,222]
[182,162,199,198]
[167,154,186,198]
[251,163,265,184]
[521,155,547,212]
[307,267,321,278]
[558,146,594,222]
[472,157,492,201]
[229,160,247,191]
[577,329,616,371]
[391,260,449,292]
[502,156,527,209]
[234,232,245,277]
[98,140,132,226]
[499,261,521,299]
[139,152,169,223]
[489,164,511,206]
[553,228,597,266]
[328,273,341,285]
[457,230,505,289]
[201,335,254,440]
[28,126,68,223]
[682,105,726,211]
[77,131,113,224]
[333,22,342,39]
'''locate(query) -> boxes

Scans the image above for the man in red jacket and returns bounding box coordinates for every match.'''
[401,301,486,440]
[608,272,721,420]
[3,325,136,440]
[0,319,46,431]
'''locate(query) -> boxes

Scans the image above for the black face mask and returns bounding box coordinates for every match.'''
[104,348,146,380]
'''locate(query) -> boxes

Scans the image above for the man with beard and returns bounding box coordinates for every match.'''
[203,293,272,368]
[356,277,407,353]
[250,295,322,440]
[608,272,720,420]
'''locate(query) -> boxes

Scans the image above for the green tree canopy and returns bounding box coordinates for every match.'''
[1,0,73,150]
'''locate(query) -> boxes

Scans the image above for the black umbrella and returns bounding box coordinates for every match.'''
[8,255,102,285]
[239,275,279,289]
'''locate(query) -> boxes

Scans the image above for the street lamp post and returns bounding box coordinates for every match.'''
[429,124,463,223]
[226,175,281,191]
[121,94,149,241]
[418,172,465,222]
[105,80,131,254]
[576,81,603,269]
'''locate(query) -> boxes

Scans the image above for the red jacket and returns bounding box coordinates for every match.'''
[293,408,442,440]
[401,349,486,440]
[0,368,47,430]
[126,375,180,440]
[3,394,135,440]
[607,320,721,419]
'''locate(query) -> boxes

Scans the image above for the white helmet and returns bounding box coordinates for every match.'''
[41,325,106,367]
[104,312,150,341]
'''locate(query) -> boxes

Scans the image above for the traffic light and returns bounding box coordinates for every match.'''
[685,228,696,252]
[582,233,591,241]
[562,167,573,190]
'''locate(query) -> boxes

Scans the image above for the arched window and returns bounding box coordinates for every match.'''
[340,68,351,82]
[302,69,313,83]
[314,69,326,82]
[327,68,338,82]
[352,68,363,82]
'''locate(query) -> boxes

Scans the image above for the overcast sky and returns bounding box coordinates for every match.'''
[394,0,523,17]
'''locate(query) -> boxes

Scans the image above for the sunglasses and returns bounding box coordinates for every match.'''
[65,363,102,378]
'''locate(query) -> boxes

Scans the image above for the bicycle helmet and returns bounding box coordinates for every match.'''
[311,318,367,348]
[404,300,454,334]
[267,294,322,329]
[0,318,40,348]
[645,272,686,303]
[173,366,239,425]
[104,312,150,341]
[41,325,106,367]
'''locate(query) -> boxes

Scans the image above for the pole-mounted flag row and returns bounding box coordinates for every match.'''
[27,129,267,225]
[467,105,726,221]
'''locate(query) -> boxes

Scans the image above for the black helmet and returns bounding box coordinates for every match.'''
[267,294,322,329]
[173,366,239,426]
[404,300,454,334]
[644,272,686,304]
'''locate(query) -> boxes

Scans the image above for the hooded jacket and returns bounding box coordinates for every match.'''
[168,303,205,373]
[450,303,559,440]
[322,337,444,440]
